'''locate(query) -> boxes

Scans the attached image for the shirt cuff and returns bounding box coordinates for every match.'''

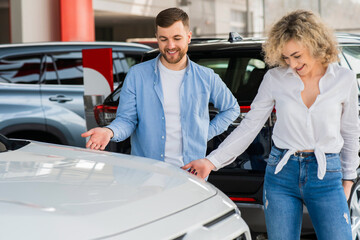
[343,170,358,181]
[206,155,222,171]
[105,126,116,141]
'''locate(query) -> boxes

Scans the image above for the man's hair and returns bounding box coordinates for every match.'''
[155,7,189,32]
[262,9,338,67]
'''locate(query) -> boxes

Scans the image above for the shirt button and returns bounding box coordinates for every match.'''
[161,136,164,139]
[162,117,164,120]
[161,154,164,157]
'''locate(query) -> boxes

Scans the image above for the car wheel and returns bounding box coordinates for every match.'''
[349,180,360,240]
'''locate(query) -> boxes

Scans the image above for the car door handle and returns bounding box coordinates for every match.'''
[49,95,73,103]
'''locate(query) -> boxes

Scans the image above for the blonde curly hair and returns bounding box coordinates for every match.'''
[262,9,339,67]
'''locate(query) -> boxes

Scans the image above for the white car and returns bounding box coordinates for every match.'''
[0,134,251,240]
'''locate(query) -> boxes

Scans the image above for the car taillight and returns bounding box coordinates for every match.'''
[94,105,117,126]
[230,197,257,202]
[239,106,251,119]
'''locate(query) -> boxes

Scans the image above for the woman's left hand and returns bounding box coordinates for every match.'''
[343,180,354,201]
[182,158,215,179]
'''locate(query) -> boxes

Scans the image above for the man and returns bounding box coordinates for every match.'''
[81,7,239,179]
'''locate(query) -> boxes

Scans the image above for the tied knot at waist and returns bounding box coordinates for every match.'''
[274,147,327,180]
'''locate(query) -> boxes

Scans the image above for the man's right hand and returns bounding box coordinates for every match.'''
[81,127,114,150]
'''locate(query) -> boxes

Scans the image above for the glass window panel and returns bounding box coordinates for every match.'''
[0,55,41,84]
[113,51,127,85]
[192,56,266,103]
[45,52,83,85]
[193,54,269,172]
[112,52,141,86]
[125,56,138,67]
[193,58,230,82]
[341,46,360,77]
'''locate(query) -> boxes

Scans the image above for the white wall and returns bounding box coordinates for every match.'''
[93,0,176,17]
[214,0,264,38]
[93,0,265,40]
[10,0,60,43]
[263,0,360,33]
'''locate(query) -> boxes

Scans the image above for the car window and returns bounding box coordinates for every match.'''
[0,55,42,84]
[338,51,350,68]
[192,55,266,104]
[192,53,269,172]
[112,51,129,85]
[44,52,83,85]
[341,45,360,79]
[195,58,230,81]
[125,56,139,67]
[44,51,135,86]
[114,54,143,86]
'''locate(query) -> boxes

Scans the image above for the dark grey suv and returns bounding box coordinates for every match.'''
[0,42,151,147]
[95,33,360,239]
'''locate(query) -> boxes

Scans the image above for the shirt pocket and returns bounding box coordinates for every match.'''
[325,153,341,172]
[190,92,209,117]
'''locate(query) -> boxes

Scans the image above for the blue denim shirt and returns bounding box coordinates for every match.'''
[107,55,240,165]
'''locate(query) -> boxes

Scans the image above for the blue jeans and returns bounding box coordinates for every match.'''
[264,146,352,240]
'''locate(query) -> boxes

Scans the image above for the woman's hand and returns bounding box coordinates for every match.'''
[343,180,354,201]
[182,158,215,179]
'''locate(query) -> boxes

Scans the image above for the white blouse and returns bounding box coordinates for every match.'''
[207,63,360,180]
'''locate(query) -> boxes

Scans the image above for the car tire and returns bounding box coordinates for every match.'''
[349,180,360,240]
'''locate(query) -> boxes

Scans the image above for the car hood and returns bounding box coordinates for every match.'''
[0,141,216,239]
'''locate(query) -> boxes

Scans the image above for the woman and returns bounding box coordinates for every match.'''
[185,9,359,240]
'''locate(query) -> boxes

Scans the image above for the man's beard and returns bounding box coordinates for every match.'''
[160,47,187,64]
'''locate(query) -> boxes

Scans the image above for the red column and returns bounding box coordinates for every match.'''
[59,0,95,41]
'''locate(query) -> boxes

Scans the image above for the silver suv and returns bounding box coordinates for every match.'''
[0,42,151,147]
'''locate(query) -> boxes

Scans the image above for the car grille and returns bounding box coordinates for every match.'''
[171,209,249,240]
[203,209,237,228]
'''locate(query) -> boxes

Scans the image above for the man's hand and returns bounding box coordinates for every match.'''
[343,180,354,201]
[81,127,113,150]
[182,158,216,180]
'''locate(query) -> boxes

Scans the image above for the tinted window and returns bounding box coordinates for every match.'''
[125,56,139,67]
[193,56,266,104]
[341,45,360,79]
[192,53,269,172]
[113,51,129,85]
[113,53,141,86]
[0,55,42,84]
[44,52,83,85]
[44,51,135,86]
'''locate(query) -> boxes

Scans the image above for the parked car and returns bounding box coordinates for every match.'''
[0,133,251,240]
[94,33,360,239]
[0,41,151,148]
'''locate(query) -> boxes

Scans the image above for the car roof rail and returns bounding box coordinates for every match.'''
[190,37,224,44]
[228,32,243,43]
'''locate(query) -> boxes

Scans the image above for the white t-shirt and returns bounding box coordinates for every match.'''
[158,60,186,167]
[207,63,360,180]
